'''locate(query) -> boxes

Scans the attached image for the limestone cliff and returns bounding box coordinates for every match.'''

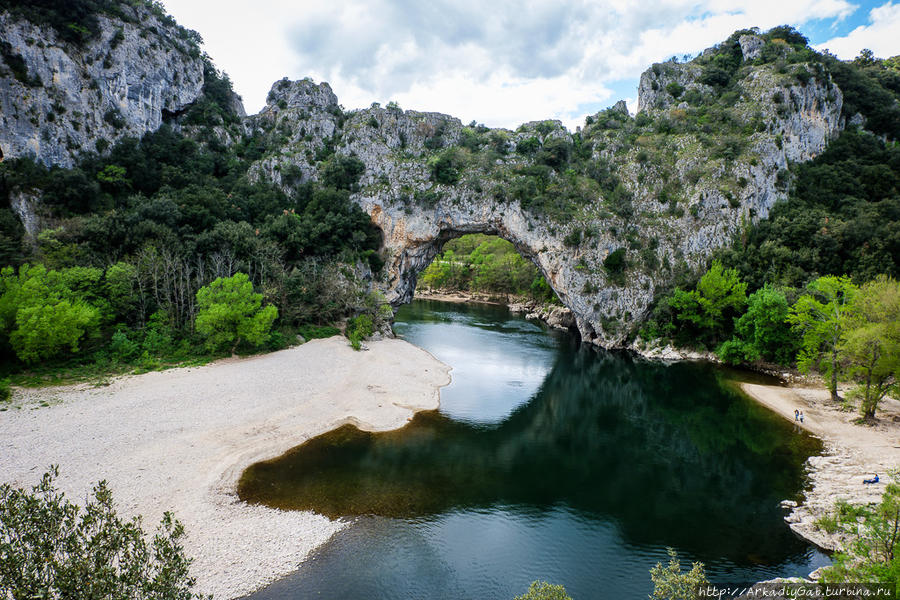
[0,21,846,348]
[244,35,843,347]
[0,5,207,167]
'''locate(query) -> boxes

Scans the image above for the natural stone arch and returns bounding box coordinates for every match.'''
[247,59,843,349]
[360,198,604,345]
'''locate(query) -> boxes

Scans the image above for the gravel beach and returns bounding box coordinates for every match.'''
[0,336,451,599]
[741,383,900,551]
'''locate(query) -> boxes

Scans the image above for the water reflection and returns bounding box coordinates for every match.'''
[239,300,826,600]
[240,302,821,563]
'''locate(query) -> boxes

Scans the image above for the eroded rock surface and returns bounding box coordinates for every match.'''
[247,55,842,346]
[0,6,206,167]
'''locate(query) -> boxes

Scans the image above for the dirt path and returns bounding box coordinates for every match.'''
[741,383,900,551]
[0,337,451,599]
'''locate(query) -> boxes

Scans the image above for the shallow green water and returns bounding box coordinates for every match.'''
[240,300,827,599]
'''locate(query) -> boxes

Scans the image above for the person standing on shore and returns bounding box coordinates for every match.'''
[799,411,804,423]
[795,409,799,421]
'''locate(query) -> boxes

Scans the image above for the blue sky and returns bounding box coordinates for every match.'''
[162,1,900,130]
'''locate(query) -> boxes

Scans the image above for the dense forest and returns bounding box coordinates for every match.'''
[0,64,385,387]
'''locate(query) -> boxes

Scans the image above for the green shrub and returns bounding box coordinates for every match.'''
[103,108,125,129]
[0,378,10,403]
[665,82,685,99]
[514,581,572,600]
[321,154,366,191]
[563,229,582,247]
[516,137,541,155]
[195,273,278,353]
[109,329,140,363]
[539,137,571,169]
[0,467,207,599]
[428,148,465,185]
[604,248,627,273]
[650,548,709,600]
[814,511,840,534]
[346,314,374,351]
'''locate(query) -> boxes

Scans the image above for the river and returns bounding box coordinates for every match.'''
[240,299,828,599]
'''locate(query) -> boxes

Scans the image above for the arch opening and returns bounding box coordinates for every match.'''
[397,231,576,333]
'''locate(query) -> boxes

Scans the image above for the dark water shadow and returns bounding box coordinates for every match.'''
[239,343,821,564]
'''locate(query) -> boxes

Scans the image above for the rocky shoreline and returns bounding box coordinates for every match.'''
[740,383,899,564]
[415,288,577,331]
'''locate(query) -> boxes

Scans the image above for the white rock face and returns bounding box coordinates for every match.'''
[739,35,765,61]
[248,61,842,347]
[0,7,206,167]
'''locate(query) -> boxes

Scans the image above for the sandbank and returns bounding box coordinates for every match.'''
[0,336,450,599]
[741,383,900,551]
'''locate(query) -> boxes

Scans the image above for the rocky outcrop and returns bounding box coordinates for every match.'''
[508,301,576,331]
[0,6,206,167]
[9,189,40,241]
[739,34,765,61]
[248,47,842,347]
[637,60,708,113]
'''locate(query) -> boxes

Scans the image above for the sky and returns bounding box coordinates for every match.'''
[160,0,900,130]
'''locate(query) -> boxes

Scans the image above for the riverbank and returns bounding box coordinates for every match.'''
[0,336,451,599]
[415,288,576,331]
[740,383,900,553]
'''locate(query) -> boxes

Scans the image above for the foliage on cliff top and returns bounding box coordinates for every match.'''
[0,0,202,51]
[717,129,900,289]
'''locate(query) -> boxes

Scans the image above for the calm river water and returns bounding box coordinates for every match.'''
[241,300,828,599]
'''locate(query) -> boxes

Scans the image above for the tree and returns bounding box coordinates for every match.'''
[603,248,627,275]
[0,264,101,363]
[321,154,365,191]
[428,148,465,185]
[839,276,900,419]
[0,467,208,600]
[514,581,572,600]
[667,261,746,346]
[718,285,795,365]
[195,272,278,352]
[11,300,99,364]
[695,261,747,325]
[649,548,709,600]
[819,472,900,587]
[788,276,858,402]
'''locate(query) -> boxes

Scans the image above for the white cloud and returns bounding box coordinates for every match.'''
[815,1,900,58]
[162,0,860,129]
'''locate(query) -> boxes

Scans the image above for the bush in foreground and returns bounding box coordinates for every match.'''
[650,548,709,600]
[514,580,572,600]
[0,467,208,600]
[347,314,374,351]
